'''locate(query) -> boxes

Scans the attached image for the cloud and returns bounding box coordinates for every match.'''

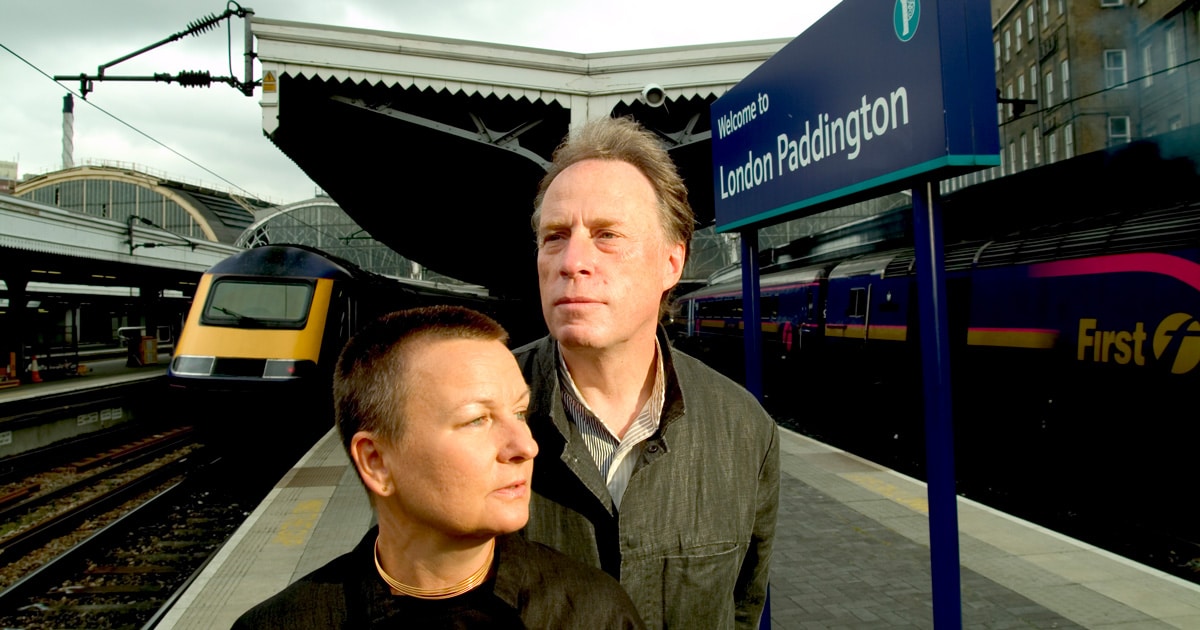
[2,0,840,204]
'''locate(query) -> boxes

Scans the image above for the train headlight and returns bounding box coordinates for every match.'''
[263,359,302,379]
[171,355,215,376]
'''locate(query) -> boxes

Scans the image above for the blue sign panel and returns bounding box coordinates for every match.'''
[711,0,1000,232]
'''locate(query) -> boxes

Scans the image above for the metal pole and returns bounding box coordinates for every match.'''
[911,181,963,628]
[243,7,256,96]
[739,228,770,630]
[740,229,763,400]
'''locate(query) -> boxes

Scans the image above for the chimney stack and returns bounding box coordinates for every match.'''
[62,93,74,170]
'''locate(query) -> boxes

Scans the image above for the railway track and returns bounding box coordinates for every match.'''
[0,446,251,628]
[0,427,199,570]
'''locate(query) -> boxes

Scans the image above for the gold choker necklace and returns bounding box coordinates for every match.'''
[374,537,495,600]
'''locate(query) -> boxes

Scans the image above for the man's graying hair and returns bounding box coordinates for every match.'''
[532,116,695,256]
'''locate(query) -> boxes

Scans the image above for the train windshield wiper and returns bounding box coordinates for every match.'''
[213,306,263,324]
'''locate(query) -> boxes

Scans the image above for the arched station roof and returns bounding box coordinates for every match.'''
[15,164,274,245]
[237,195,481,287]
[251,17,789,299]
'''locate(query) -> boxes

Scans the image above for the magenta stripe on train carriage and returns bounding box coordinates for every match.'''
[968,327,1058,334]
[1028,252,1200,292]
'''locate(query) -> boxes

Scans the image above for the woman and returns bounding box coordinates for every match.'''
[233,306,643,629]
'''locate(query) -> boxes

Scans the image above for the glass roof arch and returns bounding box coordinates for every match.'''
[235,195,459,283]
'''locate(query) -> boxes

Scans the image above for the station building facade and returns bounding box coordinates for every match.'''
[971,0,1200,195]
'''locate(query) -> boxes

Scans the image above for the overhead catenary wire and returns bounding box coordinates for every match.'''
[0,41,261,199]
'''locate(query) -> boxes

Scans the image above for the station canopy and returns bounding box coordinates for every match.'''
[251,17,788,299]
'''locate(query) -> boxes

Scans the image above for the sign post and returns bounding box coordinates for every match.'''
[912,181,961,626]
[710,1,999,626]
[741,229,764,400]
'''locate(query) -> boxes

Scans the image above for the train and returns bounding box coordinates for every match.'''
[669,183,1200,581]
[167,244,507,444]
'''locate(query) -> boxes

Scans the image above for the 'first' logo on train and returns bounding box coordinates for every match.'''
[1078,314,1200,374]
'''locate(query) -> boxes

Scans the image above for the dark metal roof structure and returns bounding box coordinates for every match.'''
[252,18,788,299]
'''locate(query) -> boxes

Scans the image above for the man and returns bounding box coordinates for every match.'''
[515,116,780,629]
[234,306,643,629]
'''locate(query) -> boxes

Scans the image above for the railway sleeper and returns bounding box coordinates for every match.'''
[51,582,168,594]
[0,484,38,508]
[69,427,194,473]
[86,564,179,574]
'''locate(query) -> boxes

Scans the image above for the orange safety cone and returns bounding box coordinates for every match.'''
[28,355,43,383]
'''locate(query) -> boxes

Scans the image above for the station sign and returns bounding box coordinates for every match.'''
[711,0,1000,232]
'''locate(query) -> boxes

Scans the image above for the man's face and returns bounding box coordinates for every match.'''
[382,337,535,540]
[536,159,685,352]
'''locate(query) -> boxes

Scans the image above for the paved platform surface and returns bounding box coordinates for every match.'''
[0,353,170,406]
[158,426,1200,629]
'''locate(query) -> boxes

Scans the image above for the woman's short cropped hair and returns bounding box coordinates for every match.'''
[333,305,508,455]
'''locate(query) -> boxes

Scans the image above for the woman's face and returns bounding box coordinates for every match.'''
[381,337,536,540]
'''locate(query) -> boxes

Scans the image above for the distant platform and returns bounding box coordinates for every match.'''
[0,353,171,406]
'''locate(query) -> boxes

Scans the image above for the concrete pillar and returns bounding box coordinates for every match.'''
[2,271,30,379]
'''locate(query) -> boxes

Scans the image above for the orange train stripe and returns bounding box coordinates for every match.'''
[968,328,1059,349]
[703,321,1059,349]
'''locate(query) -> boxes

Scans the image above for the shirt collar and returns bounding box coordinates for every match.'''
[555,338,665,436]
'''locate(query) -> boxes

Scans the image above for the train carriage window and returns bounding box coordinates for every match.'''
[697,297,741,320]
[847,287,867,318]
[879,290,901,312]
[202,279,315,328]
[761,296,780,320]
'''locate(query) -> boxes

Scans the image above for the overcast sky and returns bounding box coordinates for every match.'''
[2,0,840,204]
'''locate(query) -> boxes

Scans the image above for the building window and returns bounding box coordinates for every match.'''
[1021,134,1029,170]
[1166,23,1179,74]
[1030,66,1039,103]
[1057,0,1065,15]
[1016,19,1024,51]
[1061,59,1070,100]
[1100,0,1122,6]
[1104,50,1126,89]
[1027,4,1036,38]
[995,40,1001,71]
[1045,70,1055,107]
[1064,124,1074,158]
[1048,131,1058,163]
[1018,74,1027,99]
[1009,141,1016,171]
[1005,30,1012,62]
[1042,0,1050,18]
[1170,115,1183,131]
[1142,44,1154,86]
[1108,116,1130,146]
[1006,83,1015,118]
[1033,126,1042,164]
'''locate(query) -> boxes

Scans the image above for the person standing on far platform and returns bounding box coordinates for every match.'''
[232,306,644,629]
[515,115,781,629]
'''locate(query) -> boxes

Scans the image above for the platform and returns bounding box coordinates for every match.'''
[157,426,1200,629]
[0,353,171,406]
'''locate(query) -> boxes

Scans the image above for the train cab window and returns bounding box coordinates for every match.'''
[202,279,314,328]
[847,287,868,318]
